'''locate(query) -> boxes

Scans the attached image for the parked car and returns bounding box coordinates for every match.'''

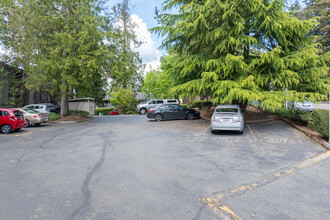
[0,108,26,134]
[39,103,60,113]
[147,104,200,121]
[23,104,51,113]
[211,105,244,134]
[15,108,48,127]
[136,99,179,115]
[288,100,315,112]
[109,108,121,115]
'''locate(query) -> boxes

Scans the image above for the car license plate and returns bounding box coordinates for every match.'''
[223,119,230,122]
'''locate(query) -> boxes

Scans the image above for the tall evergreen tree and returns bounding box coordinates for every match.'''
[107,0,144,91]
[301,0,329,52]
[0,0,108,116]
[153,0,328,110]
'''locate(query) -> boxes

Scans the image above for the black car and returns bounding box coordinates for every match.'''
[39,103,61,114]
[147,104,200,121]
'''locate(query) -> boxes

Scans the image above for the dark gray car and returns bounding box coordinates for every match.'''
[147,104,200,121]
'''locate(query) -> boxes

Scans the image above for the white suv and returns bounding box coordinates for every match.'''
[23,104,51,114]
[136,99,179,115]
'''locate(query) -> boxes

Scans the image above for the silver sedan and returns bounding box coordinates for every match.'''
[211,105,244,134]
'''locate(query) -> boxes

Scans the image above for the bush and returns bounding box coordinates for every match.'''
[189,100,213,110]
[310,109,329,138]
[125,110,138,115]
[48,113,60,121]
[69,110,89,116]
[181,104,188,107]
[95,108,115,115]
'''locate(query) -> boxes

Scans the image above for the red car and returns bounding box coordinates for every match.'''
[0,108,26,134]
[108,108,121,115]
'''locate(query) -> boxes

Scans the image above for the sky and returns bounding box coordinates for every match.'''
[109,0,165,72]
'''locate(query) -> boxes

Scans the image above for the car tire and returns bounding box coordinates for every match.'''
[1,124,12,134]
[139,108,147,115]
[238,130,244,134]
[211,129,215,134]
[25,119,30,128]
[154,114,162,122]
[187,113,194,120]
[35,123,41,126]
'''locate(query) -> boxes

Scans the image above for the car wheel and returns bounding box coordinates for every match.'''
[187,113,194,120]
[35,123,41,126]
[1,124,12,134]
[154,114,162,122]
[211,129,215,134]
[25,119,30,128]
[140,108,147,115]
[238,130,244,134]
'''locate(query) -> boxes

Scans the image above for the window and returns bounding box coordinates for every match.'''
[156,100,164,104]
[25,109,39,114]
[0,111,8,116]
[26,105,34,109]
[149,100,156,104]
[14,111,23,118]
[216,108,238,113]
[160,105,170,109]
[171,105,182,110]
[167,100,177,103]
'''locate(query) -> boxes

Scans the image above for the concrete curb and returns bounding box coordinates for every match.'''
[282,118,330,151]
[55,117,94,124]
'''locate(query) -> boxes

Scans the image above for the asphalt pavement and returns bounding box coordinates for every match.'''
[0,116,329,219]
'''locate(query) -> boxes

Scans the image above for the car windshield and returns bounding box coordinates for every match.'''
[216,108,238,113]
[24,109,39,114]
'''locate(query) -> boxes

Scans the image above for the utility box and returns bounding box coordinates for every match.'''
[69,97,95,115]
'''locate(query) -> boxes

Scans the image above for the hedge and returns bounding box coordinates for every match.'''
[95,108,115,115]
[189,100,213,110]
[311,109,329,138]
[48,113,61,121]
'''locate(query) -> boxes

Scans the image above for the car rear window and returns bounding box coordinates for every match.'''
[25,109,39,113]
[14,111,23,117]
[216,108,238,113]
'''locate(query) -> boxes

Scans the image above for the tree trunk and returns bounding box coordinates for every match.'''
[60,85,70,117]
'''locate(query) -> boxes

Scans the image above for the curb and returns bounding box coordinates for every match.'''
[282,118,330,151]
[56,117,94,124]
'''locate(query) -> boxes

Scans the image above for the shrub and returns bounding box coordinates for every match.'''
[310,109,329,138]
[95,108,115,115]
[189,100,213,110]
[48,113,60,121]
[125,110,138,115]
[69,110,89,116]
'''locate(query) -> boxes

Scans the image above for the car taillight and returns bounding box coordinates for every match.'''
[211,116,215,122]
[148,110,153,112]
[34,115,41,118]
[237,117,242,122]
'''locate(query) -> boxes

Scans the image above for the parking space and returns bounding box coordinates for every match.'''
[0,116,328,219]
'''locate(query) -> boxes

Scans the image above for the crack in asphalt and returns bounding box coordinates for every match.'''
[17,126,65,162]
[68,133,110,220]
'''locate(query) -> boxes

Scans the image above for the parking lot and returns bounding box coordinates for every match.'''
[0,116,329,219]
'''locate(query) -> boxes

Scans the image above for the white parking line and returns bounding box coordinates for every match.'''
[247,124,258,142]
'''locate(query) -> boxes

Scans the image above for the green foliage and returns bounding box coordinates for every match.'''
[69,110,89,116]
[272,108,306,121]
[142,68,175,99]
[0,0,110,116]
[48,113,61,121]
[95,108,115,115]
[106,2,144,91]
[189,100,213,110]
[310,109,329,137]
[110,87,138,113]
[152,0,328,110]
[125,110,138,115]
